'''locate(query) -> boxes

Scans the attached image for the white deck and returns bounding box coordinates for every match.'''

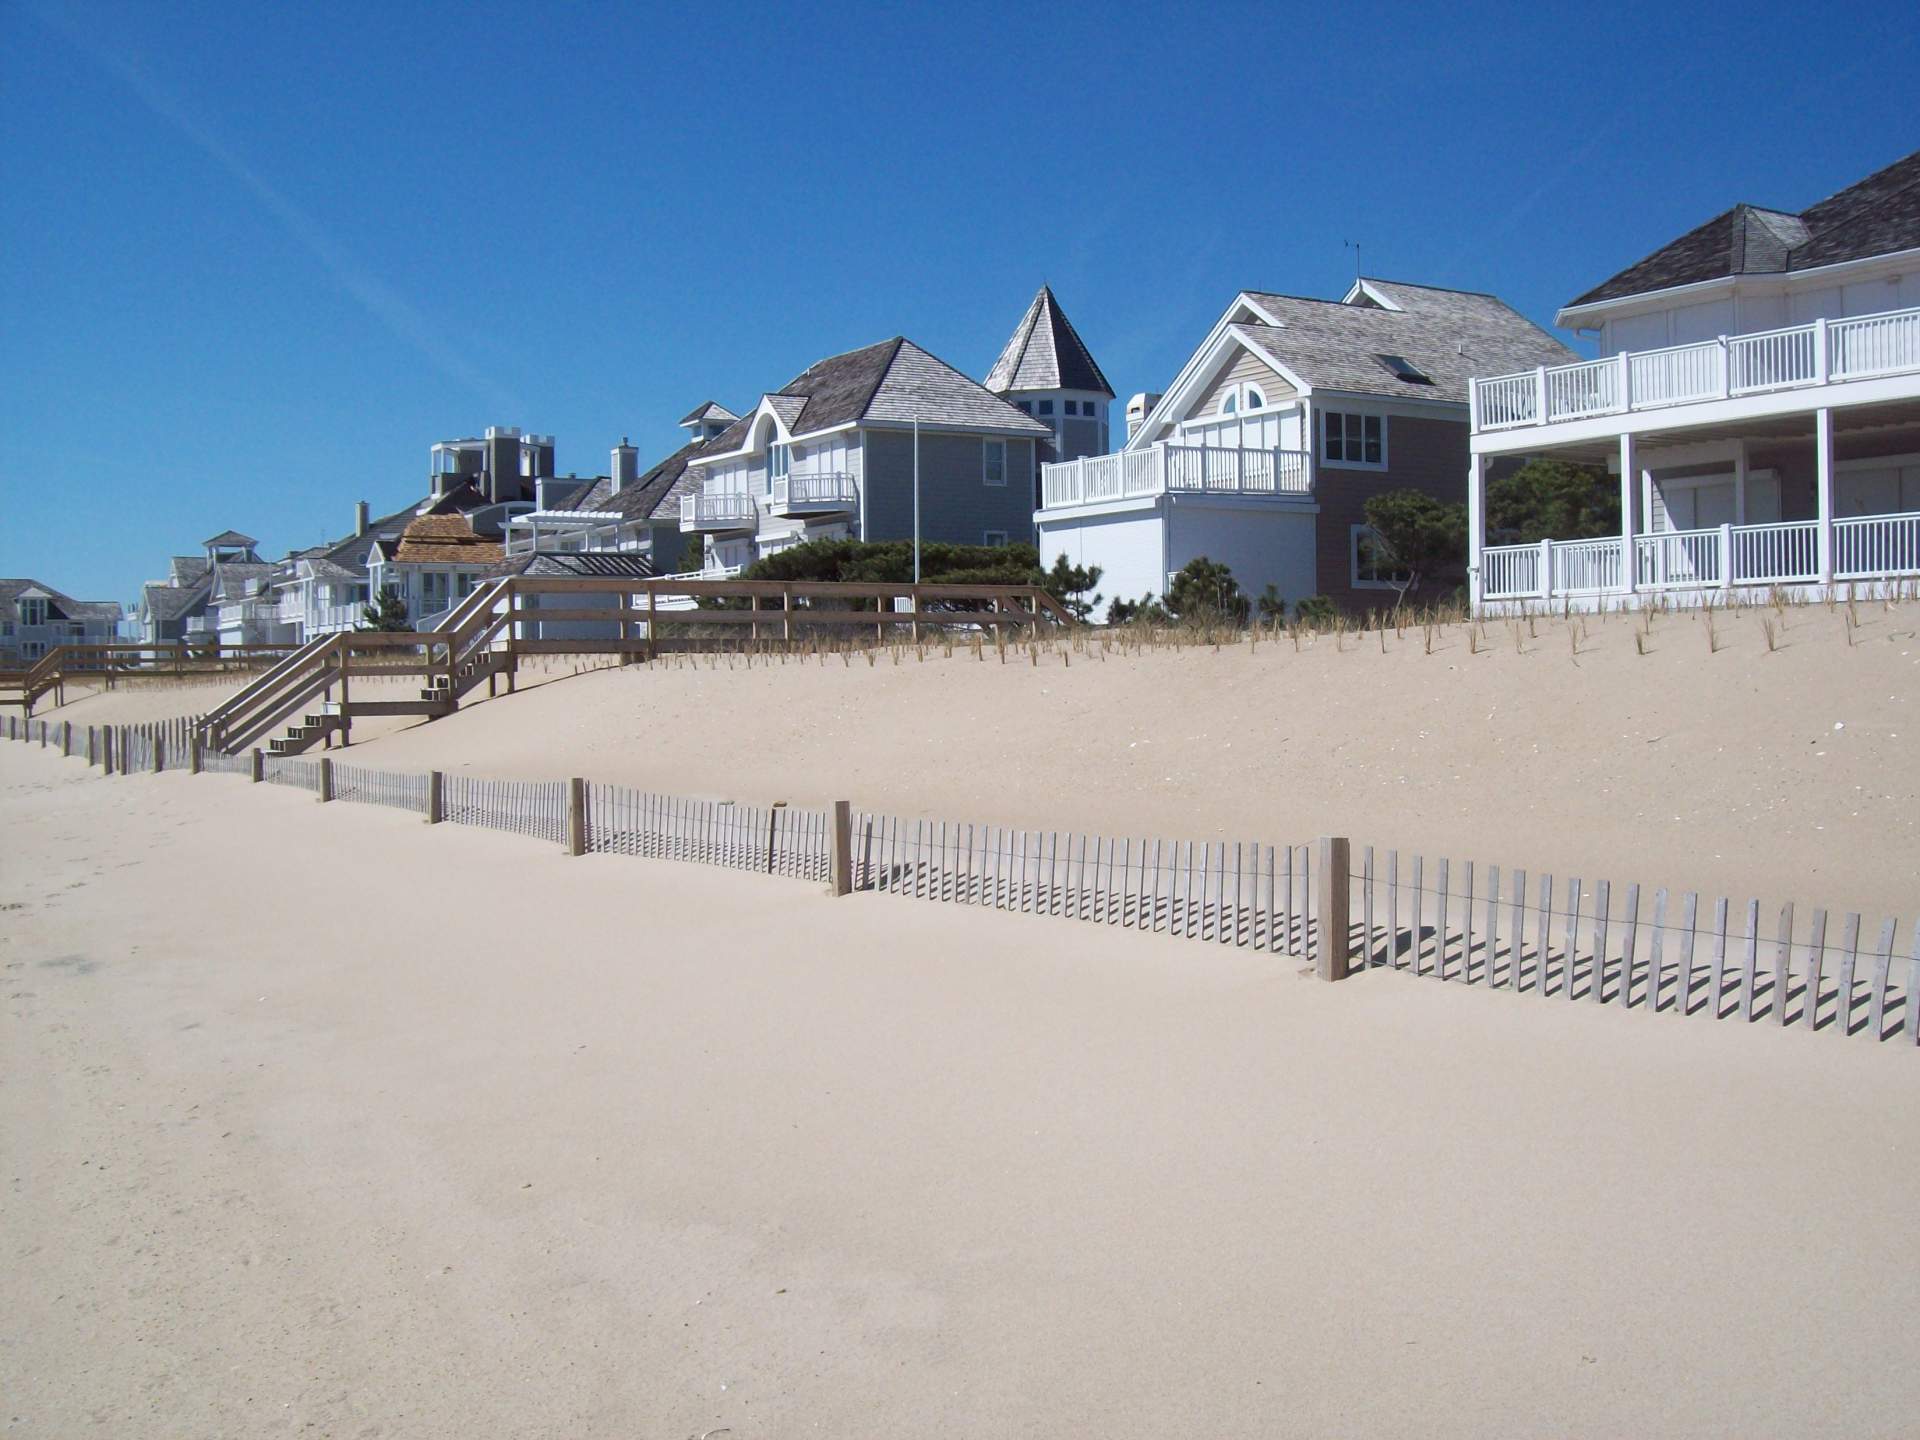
[1472,304,1920,437]
[1481,512,1920,603]
[1040,442,1311,512]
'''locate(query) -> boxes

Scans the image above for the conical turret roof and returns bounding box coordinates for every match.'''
[983,285,1113,398]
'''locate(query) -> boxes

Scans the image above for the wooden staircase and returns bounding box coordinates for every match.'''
[200,578,513,756]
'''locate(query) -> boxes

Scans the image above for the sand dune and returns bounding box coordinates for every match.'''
[87,601,1905,923]
[3,742,1916,1436]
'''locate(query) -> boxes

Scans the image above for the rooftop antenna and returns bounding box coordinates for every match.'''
[1344,239,1362,281]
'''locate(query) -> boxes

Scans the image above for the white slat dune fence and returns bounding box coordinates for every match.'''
[850,812,1317,956]
[7,720,1915,1045]
[1346,845,1917,1042]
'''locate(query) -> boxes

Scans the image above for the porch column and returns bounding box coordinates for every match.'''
[1733,440,1749,524]
[1618,430,1638,596]
[1466,452,1486,611]
[1814,407,1834,584]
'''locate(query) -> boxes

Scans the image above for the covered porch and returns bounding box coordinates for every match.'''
[1471,396,1920,609]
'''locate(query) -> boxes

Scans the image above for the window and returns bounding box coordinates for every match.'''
[983,438,1007,486]
[23,641,46,660]
[1323,411,1385,467]
[1219,392,1237,414]
[19,597,47,626]
[1016,400,1032,414]
[983,529,1009,547]
[767,442,790,494]
[1244,385,1266,410]
[1037,400,1054,416]
[1351,525,1411,590]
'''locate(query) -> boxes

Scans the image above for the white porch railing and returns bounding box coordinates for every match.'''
[771,472,858,511]
[1040,443,1312,510]
[1482,511,1920,600]
[1473,303,1920,431]
[679,491,759,532]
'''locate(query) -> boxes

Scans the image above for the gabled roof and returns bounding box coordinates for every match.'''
[677,400,740,426]
[201,529,258,548]
[0,578,123,622]
[1233,279,1574,403]
[1566,148,1920,309]
[983,285,1114,397]
[168,555,210,587]
[141,581,206,622]
[704,337,1050,454]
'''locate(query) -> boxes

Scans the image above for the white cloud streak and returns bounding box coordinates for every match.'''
[31,1,516,412]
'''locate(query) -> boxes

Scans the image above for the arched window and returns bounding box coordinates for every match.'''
[1219,392,1237,415]
[1244,385,1266,411]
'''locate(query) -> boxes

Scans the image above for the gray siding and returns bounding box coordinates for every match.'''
[864,430,1038,546]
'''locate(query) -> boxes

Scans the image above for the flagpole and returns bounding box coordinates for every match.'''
[912,411,922,583]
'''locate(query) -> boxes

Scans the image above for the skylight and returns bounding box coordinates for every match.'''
[1375,354,1433,384]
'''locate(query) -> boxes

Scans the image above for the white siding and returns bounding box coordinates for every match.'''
[1164,503,1318,610]
[1039,510,1166,610]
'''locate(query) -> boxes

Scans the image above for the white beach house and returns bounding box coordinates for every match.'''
[1469,148,1920,612]
[1038,279,1575,612]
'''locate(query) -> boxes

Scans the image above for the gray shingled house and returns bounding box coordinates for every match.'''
[1,578,123,663]
[679,336,1052,572]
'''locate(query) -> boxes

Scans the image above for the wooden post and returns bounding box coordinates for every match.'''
[1316,836,1352,981]
[782,585,794,645]
[427,769,444,824]
[317,756,333,802]
[250,748,264,783]
[102,727,114,776]
[86,726,96,767]
[567,776,586,856]
[830,799,853,896]
[189,738,202,775]
[152,733,164,774]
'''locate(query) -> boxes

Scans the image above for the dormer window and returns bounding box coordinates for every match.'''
[19,597,47,627]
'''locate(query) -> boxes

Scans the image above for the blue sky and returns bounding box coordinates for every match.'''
[3,0,1915,604]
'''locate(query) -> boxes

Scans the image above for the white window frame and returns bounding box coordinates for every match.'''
[1244,384,1266,411]
[1322,410,1388,470]
[1349,523,1410,590]
[983,438,1008,487]
[983,529,1009,547]
[19,597,48,627]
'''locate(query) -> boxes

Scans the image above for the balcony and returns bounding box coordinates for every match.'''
[770,472,858,517]
[679,491,758,533]
[1040,443,1312,511]
[1481,512,1920,602]
[1473,304,1920,434]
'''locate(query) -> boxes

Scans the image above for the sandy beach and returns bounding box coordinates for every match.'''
[3,737,1917,1436]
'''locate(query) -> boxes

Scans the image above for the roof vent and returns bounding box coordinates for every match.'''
[1374,353,1434,385]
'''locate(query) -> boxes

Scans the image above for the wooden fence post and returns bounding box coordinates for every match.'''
[1316,835,1352,981]
[152,732,164,774]
[86,726,96,767]
[427,770,444,825]
[103,727,115,775]
[831,799,853,896]
[317,756,333,802]
[189,738,202,775]
[567,776,586,856]
[250,748,264,783]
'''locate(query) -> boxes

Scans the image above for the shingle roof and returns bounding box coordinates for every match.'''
[1567,149,1920,307]
[168,555,210,586]
[201,529,258,549]
[983,285,1114,397]
[0,578,123,622]
[517,552,658,579]
[1233,280,1575,403]
[677,401,740,426]
[141,581,205,622]
[577,436,716,521]
[707,337,1050,453]
[391,514,504,567]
